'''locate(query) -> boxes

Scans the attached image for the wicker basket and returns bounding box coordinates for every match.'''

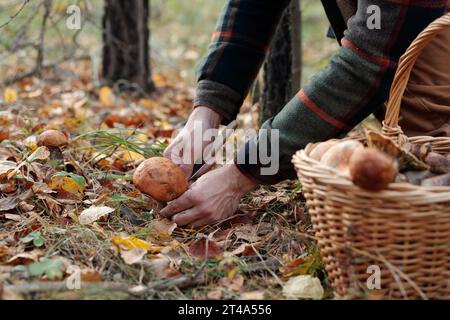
[292,13,450,300]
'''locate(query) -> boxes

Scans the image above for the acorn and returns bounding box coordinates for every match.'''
[133,157,188,202]
[349,148,398,191]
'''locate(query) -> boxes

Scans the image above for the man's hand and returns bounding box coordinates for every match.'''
[160,163,258,228]
[164,106,222,178]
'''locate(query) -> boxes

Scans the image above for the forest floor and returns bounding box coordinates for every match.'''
[0,60,333,300]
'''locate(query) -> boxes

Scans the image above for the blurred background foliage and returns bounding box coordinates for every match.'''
[0,0,337,86]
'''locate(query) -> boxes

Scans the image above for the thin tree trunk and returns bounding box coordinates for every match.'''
[102,0,154,93]
[259,0,301,125]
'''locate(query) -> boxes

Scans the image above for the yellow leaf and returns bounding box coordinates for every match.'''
[153,73,166,87]
[99,86,115,107]
[139,98,157,110]
[48,176,85,195]
[120,150,144,162]
[136,133,148,142]
[4,88,18,103]
[112,236,165,253]
[154,119,172,130]
[112,236,152,251]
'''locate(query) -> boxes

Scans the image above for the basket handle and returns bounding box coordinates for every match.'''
[383,13,450,137]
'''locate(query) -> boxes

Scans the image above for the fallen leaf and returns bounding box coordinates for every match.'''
[26,146,50,163]
[231,243,260,257]
[139,98,157,109]
[120,150,144,162]
[0,196,19,212]
[218,275,244,292]
[0,161,16,177]
[113,235,153,251]
[188,238,223,259]
[78,206,115,225]
[4,87,18,103]
[7,250,43,265]
[207,289,223,300]
[282,275,324,300]
[233,225,261,243]
[4,214,22,222]
[80,269,102,282]
[120,248,147,265]
[146,255,171,278]
[48,175,86,199]
[240,291,265,300]
[150,218,177,237]
[99,86,115,107]
[112,235,166,265]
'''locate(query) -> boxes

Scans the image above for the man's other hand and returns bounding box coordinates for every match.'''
[163,106,222,178]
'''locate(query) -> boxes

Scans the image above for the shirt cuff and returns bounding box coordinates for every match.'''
[194,80,243,125]
[234,136,293,186]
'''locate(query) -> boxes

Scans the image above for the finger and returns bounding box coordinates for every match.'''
[160,191,195,218]
[190,163,214,181]
[188,218,213,229]
[164,140,182,162]
[172,208,204,226]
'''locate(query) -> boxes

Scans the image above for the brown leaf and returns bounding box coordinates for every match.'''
[240,291,265,300]
[0,196,19,212]
[150,218,178,237]
[218,275,244,292]
[207,289,223,300]
[231,243,260,257]
[146,254,180,279]
[7,250,43,265]
[188,238,223,259]
[0,160,16,177]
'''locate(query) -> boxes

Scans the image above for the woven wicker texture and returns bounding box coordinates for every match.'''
[293,13,450,299]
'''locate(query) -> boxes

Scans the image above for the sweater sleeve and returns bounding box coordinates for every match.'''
[235,0,448,184]
[194,0,291,124]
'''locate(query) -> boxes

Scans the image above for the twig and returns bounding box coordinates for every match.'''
[1,54,90,86]
[4,281,130,295]
[36,0,52,75]
[4,257,283,297]
[241,257,281,274]
[0,0,30,29]
[147,273,206,291]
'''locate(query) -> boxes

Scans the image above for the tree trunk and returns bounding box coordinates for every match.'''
[102,0,154,93]
[259,0,301,125]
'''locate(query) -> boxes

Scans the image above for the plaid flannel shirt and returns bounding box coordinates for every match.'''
[194,0,448,185]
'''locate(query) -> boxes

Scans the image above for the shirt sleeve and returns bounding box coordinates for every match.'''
[235,0,448,184]
[194,0,291,124]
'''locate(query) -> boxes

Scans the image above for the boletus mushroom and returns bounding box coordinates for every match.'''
[133,157,188,202]
[310,140,339,161]
[37,129,68,161]
[424,152,450,174]
[349,148,398,191]
[320,140,364,174]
